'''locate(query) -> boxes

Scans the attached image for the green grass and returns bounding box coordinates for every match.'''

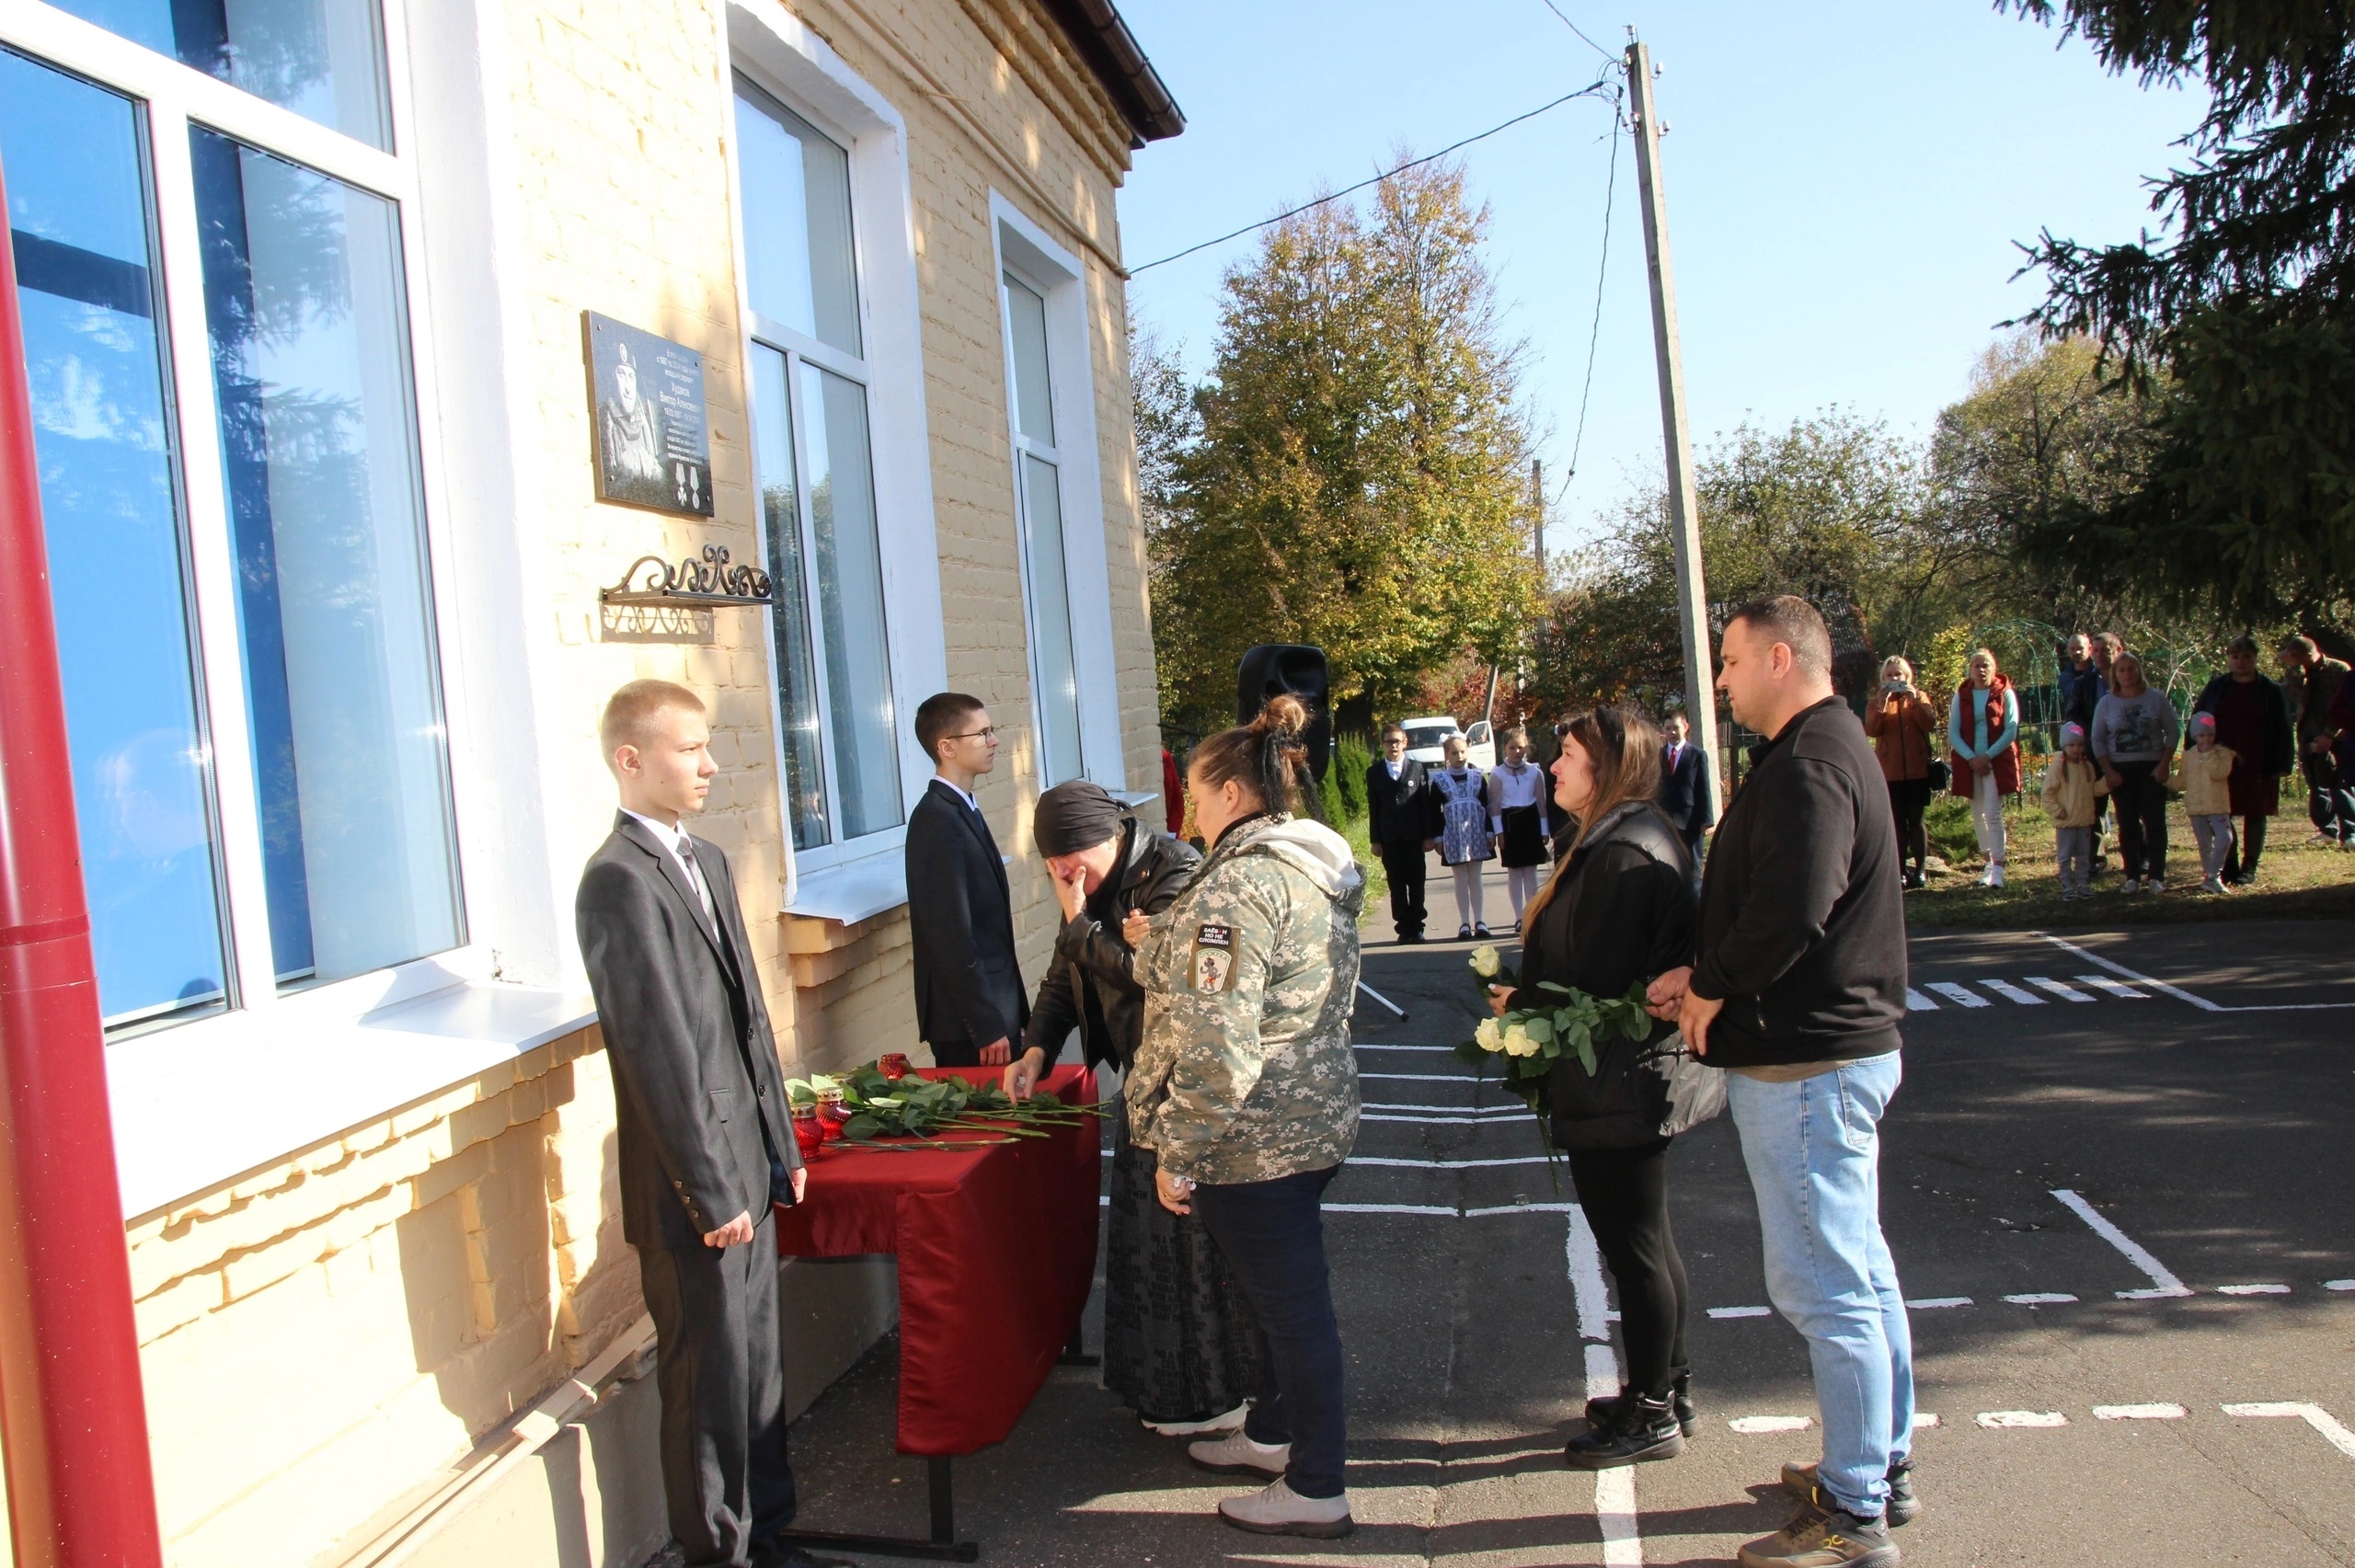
[1904,792,2355,929]
[1337,805,1387,911]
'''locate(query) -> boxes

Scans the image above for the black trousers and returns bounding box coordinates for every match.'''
[1886,779,1930,876]
[2111,761,2169,879]
[2223,813,2270,878]
[1566,1140,1689,1401]
[1193,1164,1349,1499]
[1379,838,1428,938]
[2306,751,2355,841]
[928,1038,981,1067]
[638,1216,796,1567]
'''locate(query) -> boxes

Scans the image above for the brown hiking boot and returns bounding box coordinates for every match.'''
[1738,1489,1898,1568]
[1780,1459,1918,1525]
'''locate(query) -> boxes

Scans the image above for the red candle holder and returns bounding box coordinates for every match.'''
[815,1085,849,1142]
[789,1102,824,1162]
[878,1052,913,1081]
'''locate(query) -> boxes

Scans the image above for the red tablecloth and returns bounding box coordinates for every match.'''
[774,1066,1100,1456]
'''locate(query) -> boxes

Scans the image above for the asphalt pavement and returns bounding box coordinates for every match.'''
[740,883,2355,1566]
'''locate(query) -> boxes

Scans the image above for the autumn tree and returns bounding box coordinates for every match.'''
[1144,159,1540,737]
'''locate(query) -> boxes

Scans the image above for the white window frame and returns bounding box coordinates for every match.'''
[2,0,504,1062]
[989,195,1124,787]
[720,0,948,912]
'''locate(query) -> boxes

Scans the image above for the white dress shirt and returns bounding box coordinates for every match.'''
[624,808,713,920]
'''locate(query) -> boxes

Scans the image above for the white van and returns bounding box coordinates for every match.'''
[1397,715,1497,771]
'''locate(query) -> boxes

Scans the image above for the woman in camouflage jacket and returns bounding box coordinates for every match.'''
[1127,695,1365,1541]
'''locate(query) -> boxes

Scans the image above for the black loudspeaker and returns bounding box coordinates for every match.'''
[1235,644,1332,781]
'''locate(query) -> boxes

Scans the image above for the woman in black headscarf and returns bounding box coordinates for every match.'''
[1004,780,1259,1434]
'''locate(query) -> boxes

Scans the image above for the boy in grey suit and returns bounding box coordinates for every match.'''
[576,680,844,1568]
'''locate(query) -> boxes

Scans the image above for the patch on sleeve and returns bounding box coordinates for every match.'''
[1189,942,1234,994]
[1195,923,1233,947]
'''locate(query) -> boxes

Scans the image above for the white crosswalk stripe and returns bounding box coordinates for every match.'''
[1925,981,1992,1008]
[1982,979,2048,1005]
[1906,988,1939,1011]
[2075,973,2149,999]
[2027,976,2097,1002]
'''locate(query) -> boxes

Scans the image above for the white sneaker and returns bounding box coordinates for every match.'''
[1143,1402,1249,1436]
[1188,1429,1289,1478]
[1989,863,2005,888]
[2147,876,2166,893]
[2124,876,2144,894]
[2202,876,2225,894]
[1216,1477,1353,1539]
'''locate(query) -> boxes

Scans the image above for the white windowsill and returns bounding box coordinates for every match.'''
[109,980,596,1220]
[1110,790,1158,810]
[784,851,908,925]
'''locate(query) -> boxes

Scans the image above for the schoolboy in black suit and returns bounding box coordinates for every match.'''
[574,681,844,1568]
[904,692,1027,1068]
[1658,711,1715,884]
[1366,722,1431,943]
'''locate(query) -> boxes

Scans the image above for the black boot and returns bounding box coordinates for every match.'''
[1566,1393,1685,1470]
[1585,1372,1695,1437]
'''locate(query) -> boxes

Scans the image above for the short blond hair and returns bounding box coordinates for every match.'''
[601,679,705,757]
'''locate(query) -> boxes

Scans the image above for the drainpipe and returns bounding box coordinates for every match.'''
[0,158,167,1568]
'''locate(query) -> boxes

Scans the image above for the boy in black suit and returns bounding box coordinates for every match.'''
[1365,723,1430,943]
[574,681,844,1568]
[904,692,1027,1068]
[1658,710,1715,886]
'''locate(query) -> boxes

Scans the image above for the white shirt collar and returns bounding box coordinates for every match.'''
[623,808,689,853]
[935,774,980,811]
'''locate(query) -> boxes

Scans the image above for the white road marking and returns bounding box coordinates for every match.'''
[1905,989,1938,1011]
[2004,1293,2080,1305]
[2222,1402,2355,1461]
[2326,1279,2355,1291]
[1913,1413,1940,1429]
[2217,1283,2292,1295]
[1729,1416,1811,1434]
[1925,982,1992,1008]
[1982,979,2048,1006]
[2095,1403,2187,1420]
[1464,1202,1580,1217]
[2026,976,2097,1002]
[1563,1207,1642,1564]
[2074,974,2148,1000]
[1327,1203,1459,1216]
[1906,1297,1974,1310]
[1977,1411,2069,1428]
[2036,933,2355,1013]
[2051,1187,2195,1299]
[1707,1306,1772,1320]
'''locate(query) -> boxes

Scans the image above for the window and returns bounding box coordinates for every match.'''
[1000,271,1082,785]
[993,201,1121,790]
[733,74,902,854]
[3,7,460,1036]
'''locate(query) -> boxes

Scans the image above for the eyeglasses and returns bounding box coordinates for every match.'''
[945,726,999,741]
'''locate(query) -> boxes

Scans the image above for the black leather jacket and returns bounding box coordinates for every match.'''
[1022,821,1201,1073]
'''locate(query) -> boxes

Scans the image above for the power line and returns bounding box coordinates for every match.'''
[1536,0,1615,63]
[1564,106,1622,485]
[1129,76,1615,275]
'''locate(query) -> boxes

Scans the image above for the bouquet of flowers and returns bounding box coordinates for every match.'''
[1454,944,1653,1174]
[785,1061,1107,1150]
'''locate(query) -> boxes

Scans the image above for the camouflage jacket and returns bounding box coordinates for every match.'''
[1128,815,1365,1184]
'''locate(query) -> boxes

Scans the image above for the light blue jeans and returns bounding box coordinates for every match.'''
[1728,1053,1914,1518]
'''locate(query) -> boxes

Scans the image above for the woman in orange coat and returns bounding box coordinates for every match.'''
[1866,656,1938,890]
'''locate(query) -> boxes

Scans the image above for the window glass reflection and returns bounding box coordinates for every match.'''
[52,0,392,148]
[1002,274,1055,446]
[1022,453,1083,784]
[798,363,901,838]
[750,343,829,851]
[192,127,460,986]
[734,77,860,357]
[2,50,230,1027]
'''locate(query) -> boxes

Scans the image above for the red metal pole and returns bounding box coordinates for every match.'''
[0,158,168,1568]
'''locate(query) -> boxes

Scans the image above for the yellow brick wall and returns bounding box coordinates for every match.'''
[129,1030,631,1568]
[121,1,1160,1562]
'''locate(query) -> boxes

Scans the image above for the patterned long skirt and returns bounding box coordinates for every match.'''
[1103,1115,1260,1424]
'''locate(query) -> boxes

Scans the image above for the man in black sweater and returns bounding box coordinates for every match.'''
[1364,723,1431,943]
[1647,596,1913,1568]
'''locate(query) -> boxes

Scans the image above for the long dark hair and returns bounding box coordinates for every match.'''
[1189,694,1320,825]
[1519,705,1661,932]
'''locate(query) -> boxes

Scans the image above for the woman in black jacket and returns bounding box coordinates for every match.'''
[1003,782,1258,1434]
[1488,706,1698,1469]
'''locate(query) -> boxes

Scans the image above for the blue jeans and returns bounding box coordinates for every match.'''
[1190,1164,1348,1498]
[1728,1055,1914,1518]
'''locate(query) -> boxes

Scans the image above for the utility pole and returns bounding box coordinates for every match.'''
[1626,35,1721,818]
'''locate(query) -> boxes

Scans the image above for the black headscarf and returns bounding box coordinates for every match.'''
[1033,780,1132,857]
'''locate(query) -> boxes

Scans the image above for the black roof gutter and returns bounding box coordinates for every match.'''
[1040,0,1186,148]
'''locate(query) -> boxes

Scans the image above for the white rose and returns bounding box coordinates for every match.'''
[1468,944,1501,979]
[1502,1023,1541,1058]
[1474,1016,1506,1054]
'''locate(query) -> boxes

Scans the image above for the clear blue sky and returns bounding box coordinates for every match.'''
[1115,1,2197,555]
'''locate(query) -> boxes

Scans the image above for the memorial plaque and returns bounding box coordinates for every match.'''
[585,312,714,517]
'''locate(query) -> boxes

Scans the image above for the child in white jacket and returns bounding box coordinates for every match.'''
[2175,712,2239,893]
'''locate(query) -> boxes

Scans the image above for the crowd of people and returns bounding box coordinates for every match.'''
[568,611,2351,1568]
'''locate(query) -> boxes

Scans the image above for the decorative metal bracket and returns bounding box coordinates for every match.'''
[600,544,774,609]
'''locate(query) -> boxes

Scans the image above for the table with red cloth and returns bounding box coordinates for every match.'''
[773,1065,1100,1457]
